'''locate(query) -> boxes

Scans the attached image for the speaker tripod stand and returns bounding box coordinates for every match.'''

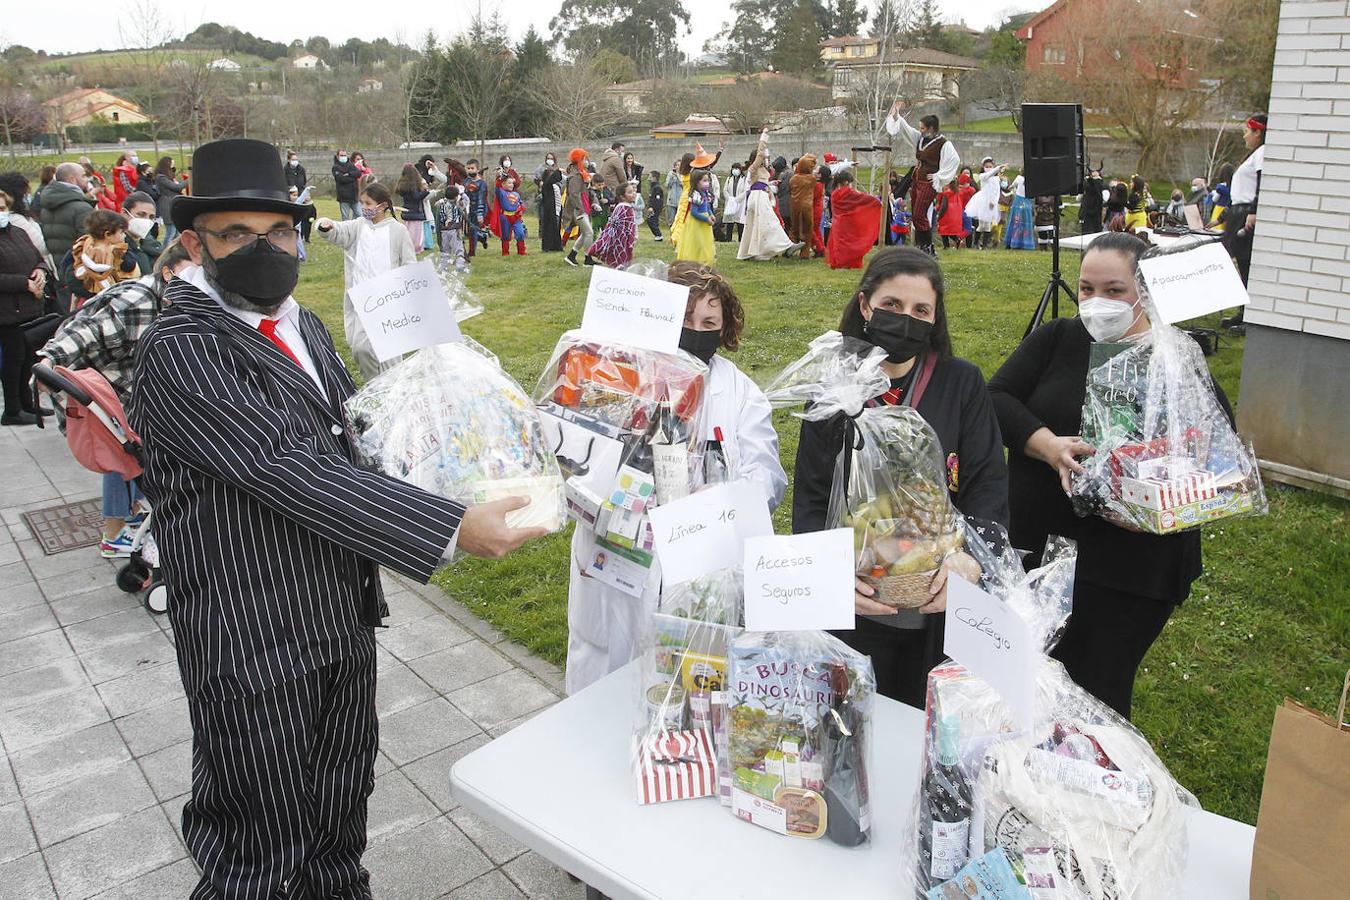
[1025,194,1078,337]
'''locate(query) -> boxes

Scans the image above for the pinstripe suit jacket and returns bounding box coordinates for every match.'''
[129,277,464,700]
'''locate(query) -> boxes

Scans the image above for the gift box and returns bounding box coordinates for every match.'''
[633,728,718,805]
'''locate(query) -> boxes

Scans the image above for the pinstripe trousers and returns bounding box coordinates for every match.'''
[184,641,378,900]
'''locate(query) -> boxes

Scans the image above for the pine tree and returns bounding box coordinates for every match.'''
[833,0,867,36]
[772,0,825,75]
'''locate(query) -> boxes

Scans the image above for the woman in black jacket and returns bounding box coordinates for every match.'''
[792,247,1009,707]
[987,231,1233,719]
[539,165,564,252]
[0,188,49,425]
[395,163,430,252]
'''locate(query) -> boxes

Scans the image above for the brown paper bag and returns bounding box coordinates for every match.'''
[1249,670,1350,900]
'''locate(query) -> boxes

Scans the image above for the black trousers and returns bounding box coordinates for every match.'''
[1222,204,1256,286]
[1050,582,1176,721]
[645,207,662,238]
[185,642,378,900]
[0,324,36,417]
[833,615,944,709]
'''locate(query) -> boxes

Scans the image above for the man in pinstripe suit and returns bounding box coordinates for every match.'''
[128,139,546,899]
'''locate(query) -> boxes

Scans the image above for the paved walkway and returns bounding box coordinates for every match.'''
[0,422,584,899]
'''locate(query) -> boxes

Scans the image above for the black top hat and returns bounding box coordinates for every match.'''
[171,138,316,232]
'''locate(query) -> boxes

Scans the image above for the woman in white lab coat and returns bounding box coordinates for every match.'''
[564,262,788,694]
[315,181,416,382]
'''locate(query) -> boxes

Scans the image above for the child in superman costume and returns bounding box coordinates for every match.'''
[494,174,528,256]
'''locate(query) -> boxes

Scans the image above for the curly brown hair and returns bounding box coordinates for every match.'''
[85,209,129,239]
[666,261,745,351]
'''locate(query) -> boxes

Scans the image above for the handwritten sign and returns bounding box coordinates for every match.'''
[943,577,1035,729]
[1138,241,1249,324]
[579,267,687,354]
[350,259,462,362]
[649,482,773,586]
[743,530,854,632]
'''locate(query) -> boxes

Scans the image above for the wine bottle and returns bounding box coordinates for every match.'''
[823,662,870,846]
[702,425,730,486]
[918,715,972,887]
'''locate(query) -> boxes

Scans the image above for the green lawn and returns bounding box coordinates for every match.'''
[294,199,1348,825]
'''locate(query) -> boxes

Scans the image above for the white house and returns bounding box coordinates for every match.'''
[292,54,326,70]
[208,58,241,72]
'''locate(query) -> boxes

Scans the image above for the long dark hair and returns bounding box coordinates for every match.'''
[838,247,952,358]
[1083,230,1150,267]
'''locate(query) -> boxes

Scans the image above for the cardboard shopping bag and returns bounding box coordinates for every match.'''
[1249,670,1350,900]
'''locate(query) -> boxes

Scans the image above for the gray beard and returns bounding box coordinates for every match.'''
[201,249,283,316]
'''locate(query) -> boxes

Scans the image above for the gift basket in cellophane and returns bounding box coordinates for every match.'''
[633,567,744,806]
[532,325,708,581]
[431,253,484,322]
[765,331,963,609]
[344,339,564,540]
[725,630,876,846]
[1070,247,1265,535]
[899,522,1198,900]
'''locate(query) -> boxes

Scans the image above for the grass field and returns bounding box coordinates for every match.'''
[293,199,1348,825]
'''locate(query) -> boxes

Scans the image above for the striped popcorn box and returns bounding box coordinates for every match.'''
[1120,470,1218,512]
[633,728,718,805]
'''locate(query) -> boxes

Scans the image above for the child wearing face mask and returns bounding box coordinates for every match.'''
[315,182,416,381]
[675,170,716,266]
[988,231,1234,720]
[564,263,785,695]
[792,247,1008,707]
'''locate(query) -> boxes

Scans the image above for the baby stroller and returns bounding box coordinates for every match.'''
[32,364,168,615]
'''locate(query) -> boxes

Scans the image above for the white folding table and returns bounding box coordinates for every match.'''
[1059,231,1224,252]
[450,662,1254,899]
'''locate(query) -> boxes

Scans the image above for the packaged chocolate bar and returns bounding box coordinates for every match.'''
[727,630,875,844]
[899,522,1197,900]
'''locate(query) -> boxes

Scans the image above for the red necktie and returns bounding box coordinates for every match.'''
[258,318,303,369]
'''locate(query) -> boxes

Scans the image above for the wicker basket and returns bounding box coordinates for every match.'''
[859,568,938,609]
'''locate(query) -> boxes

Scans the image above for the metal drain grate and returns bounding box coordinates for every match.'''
[21,498,105,555]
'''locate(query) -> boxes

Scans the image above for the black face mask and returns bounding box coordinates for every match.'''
[863,308,933,364]
[204,236,300,304]
[679,327,722,364]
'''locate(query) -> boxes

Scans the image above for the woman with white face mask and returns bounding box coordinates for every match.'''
[987,231,1235,721]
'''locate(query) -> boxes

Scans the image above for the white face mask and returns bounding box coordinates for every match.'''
[289,159,299,167]
[129,155,139,165]
[127,217,154,239]
[502,159,511,169]
[0,212,10,229]
[1079,296,1140,342]
[338,155,349,164]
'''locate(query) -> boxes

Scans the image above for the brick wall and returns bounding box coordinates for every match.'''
[1247,0,1350,340]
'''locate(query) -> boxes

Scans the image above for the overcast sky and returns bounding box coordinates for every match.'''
[4,0,1043,59]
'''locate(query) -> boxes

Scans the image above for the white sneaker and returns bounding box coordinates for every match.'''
[100,529,134,558]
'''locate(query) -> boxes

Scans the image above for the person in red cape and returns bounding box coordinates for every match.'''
[487,153,522,240]
[826,169,882,270]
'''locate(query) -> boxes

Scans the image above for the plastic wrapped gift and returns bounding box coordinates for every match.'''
[1070,250,1265,534]
[634,568,743,805]
[344,340,564,537]
[900,523,1197,900]
[726,630,875,845]
[765,332,964,608]
[431,254,484,322]
[534,331,709,538]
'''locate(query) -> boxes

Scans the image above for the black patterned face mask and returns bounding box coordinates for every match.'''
[204,237,299,306]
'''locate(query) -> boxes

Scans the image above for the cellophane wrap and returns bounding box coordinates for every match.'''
[1070,251,1265,534]
[726,630,876,844]
[432,254,484,322]
[344,341,564,542]
[899,522,1198,900]
[632,568,743,805]
[764,331,963,607]
[532,331,708,570]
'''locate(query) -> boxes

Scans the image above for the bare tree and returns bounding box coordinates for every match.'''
[0,76,43,160]
[710,77,830,134]
[118,0,179,155]
[440,19,515,155]
[528,57,621,143]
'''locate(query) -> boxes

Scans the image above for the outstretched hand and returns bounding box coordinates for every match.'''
[456,496,550,560]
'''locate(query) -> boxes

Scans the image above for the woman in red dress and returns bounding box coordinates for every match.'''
[825,170,881,270]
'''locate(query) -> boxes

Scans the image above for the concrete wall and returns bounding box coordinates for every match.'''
[1237,0,1350,495]
[291,128,1177,197]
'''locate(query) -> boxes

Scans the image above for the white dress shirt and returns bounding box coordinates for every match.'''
[884,112,961,191]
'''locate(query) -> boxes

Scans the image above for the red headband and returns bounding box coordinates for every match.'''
[1246,117,1266,131]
